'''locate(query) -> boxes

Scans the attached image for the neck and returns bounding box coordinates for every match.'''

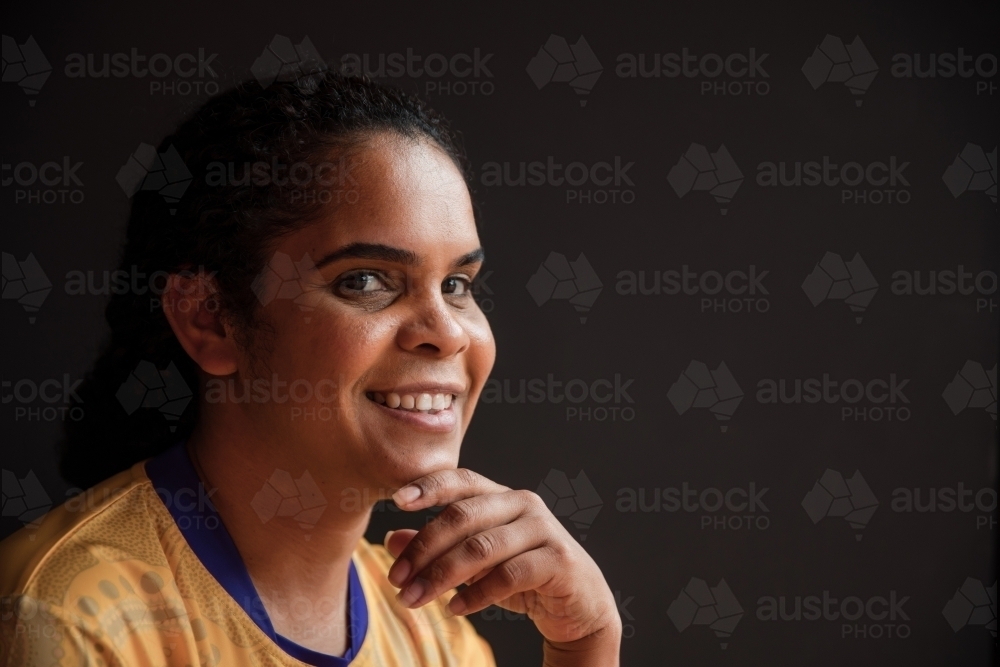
[186,412,373,654]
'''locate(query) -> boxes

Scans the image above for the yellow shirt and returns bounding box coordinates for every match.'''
[0,457,494,666]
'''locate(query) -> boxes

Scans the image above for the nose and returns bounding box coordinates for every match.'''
[395,291,470,358]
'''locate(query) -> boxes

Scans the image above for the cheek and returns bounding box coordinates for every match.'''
[264,302,400,385]
[464,312,496,385]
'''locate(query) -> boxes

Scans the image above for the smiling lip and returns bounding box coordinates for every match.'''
[364,382,464,433]
[366,395,459,432]
[368,383,466,396]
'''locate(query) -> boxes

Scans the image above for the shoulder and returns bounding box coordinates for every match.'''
[352,537,496,667]
[1,462,190,664]
[0,462,171,604]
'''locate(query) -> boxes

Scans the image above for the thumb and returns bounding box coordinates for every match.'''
[383,529,418,559]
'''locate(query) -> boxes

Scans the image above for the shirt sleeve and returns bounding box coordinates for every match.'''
[2,595,129,667]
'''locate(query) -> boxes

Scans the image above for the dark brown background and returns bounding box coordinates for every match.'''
[2,1,997,664]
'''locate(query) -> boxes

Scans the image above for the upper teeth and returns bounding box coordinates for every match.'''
[369,392,454,412]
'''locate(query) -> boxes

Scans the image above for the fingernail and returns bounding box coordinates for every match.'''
[388,558,410,587]
[393,485,421,506]
[383,530,395,550]
[447,595,466,615]
[397,578,424,608]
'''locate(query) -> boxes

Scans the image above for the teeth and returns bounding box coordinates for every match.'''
[373,391,455,413]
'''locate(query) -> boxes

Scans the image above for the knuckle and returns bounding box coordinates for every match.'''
[553,540,574,561]
[517,489,546,512]
[463,532,498,562]
[497,559,525,588]
[405,533,432,560]
[418,473,444,496]
[546,541,574,566]
[455,468,480,488]
[425,559,452,587]
[441,500,476,528]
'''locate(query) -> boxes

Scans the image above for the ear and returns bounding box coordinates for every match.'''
[161,272,239,376]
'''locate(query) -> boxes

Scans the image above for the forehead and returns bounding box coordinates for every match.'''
[296,134,477,256]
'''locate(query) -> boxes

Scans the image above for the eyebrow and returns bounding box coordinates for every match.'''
[453,247,485,268]
[314,243,484,269]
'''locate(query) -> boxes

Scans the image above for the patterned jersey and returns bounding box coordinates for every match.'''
[0,449,495,667]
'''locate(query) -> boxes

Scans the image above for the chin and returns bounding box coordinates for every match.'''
[376,441,463,489]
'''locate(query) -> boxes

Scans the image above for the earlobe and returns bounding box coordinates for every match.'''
[161,273,239,377]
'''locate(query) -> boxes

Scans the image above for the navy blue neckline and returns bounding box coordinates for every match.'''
[145,442,367,666]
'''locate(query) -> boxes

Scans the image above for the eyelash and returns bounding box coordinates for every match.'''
[442,276,473,296]
[334,270,474,297]
[336,270,391,295]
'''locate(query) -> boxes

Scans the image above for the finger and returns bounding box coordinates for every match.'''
[383,529,418,558]
[391,468,508,511]
[396,516,550,609]
[388,489,540,588]
[446,548,557,617]
[465,566,494,586]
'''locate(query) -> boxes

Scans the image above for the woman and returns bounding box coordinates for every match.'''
[0,73,621,666]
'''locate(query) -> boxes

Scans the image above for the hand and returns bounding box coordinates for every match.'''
[385,469,621,664]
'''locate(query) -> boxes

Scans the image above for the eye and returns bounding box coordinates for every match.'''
[442,275,472,296]
[336,270,389,295]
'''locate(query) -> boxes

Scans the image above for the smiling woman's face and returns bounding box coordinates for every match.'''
[239,133,495,492]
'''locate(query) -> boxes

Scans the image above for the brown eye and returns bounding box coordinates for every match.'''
[337,271,388,295]
[442,276,471,295]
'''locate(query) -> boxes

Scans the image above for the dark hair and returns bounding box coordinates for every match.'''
[61,72,472,489]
